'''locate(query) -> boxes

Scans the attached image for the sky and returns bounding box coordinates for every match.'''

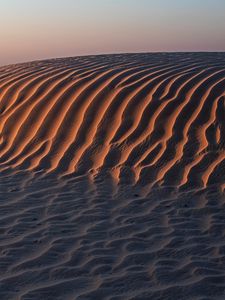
[0,0,225,66]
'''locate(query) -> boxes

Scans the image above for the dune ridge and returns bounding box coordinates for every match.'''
[0,53,225,300]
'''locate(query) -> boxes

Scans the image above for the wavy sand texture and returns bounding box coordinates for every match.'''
[0,53,225,299]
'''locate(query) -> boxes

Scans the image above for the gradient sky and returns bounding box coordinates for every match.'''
[0,0,225,66]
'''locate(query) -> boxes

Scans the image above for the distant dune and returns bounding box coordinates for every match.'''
[0,53,225,299]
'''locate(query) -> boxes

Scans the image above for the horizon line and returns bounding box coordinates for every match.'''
[1,50,225,68]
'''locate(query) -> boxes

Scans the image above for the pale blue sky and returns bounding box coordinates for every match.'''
[0,0,225,65]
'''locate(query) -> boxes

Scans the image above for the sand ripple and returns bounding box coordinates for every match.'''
[0,53,225,189]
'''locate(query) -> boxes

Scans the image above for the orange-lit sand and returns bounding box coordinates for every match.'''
[0,53,225,299]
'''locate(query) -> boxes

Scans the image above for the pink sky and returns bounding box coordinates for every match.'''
[0,0,225,66]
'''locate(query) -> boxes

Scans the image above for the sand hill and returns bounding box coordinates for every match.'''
[0,53,225,299]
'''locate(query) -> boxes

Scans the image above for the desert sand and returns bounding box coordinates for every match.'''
[0,53,225,299]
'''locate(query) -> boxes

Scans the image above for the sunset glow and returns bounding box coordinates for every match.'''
[1,0,225,66]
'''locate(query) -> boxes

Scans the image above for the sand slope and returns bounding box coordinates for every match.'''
[0,53,225,299]
[0,53,225,188]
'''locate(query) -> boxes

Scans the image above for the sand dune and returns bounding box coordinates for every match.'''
[1,53,225,188]
[0,53,225,299]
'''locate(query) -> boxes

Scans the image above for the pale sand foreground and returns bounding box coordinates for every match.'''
[0,53,225,299]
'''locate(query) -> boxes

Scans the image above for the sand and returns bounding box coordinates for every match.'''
[0,53,225,299]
